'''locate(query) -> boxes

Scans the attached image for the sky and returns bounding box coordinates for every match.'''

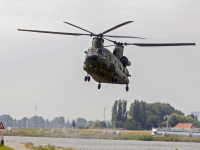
[0,0,199,122]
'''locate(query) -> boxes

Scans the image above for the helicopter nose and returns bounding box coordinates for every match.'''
[87,55,97,60]
[92,55,98,60]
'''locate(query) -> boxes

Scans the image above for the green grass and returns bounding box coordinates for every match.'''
[25,142,74,150]
[0,145,14,150]
[2,128,200,142]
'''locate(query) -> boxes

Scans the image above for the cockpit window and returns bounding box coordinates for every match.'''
[97,49,102,54]
[88,48,97,54]
[87,48,92,53]
[97,48,106,56]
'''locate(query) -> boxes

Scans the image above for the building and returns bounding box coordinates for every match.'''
[190,111,200,121]
[174,123,197,129]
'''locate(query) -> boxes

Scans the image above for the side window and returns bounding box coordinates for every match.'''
[97,49,106,56]
[97,49,102,54]
[87,47,92,53]
[103,50,106,56]
[109,55,111,61]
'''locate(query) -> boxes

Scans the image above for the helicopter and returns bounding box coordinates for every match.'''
[18,21,196,92]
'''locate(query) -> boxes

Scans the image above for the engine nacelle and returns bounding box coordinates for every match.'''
[120,56,131,67]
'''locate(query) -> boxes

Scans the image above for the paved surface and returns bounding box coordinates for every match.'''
[5,136,200,150]
[5,142,32,150]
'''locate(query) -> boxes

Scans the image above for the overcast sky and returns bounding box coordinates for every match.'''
[0,0,199,121]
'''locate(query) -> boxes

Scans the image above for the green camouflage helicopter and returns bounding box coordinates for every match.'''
[18,21,196,92]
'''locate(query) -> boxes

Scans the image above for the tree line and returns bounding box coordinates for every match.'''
[0,115,90,128]
[112,99,199,130]
[1,99,199,130]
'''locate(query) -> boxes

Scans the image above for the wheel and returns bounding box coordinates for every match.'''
[98,83,101,89]
[88,76,90,82]
[112,78,115,83]
[114,78,118,83]
[126,85,129,92]
[84,76,88,82]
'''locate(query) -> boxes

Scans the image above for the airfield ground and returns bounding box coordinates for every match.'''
[1,128,150,140]
[1,128,200,142]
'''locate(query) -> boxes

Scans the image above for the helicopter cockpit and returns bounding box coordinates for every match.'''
[97,48,106,56]
[87,48,106,56]
[87,47,97,54]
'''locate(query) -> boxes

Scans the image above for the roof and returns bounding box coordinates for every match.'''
[174,123,197,129]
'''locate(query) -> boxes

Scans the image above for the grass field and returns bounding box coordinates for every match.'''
[25,142,74,150]
[0,145,14,150]
[1,128,200,142]
[0,128,151,140]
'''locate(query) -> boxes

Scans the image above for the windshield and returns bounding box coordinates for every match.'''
[87,48,97,54]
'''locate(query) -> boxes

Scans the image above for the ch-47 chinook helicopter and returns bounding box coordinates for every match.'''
[18,21,196,92]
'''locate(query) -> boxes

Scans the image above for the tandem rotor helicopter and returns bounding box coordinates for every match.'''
[18,21,196,92]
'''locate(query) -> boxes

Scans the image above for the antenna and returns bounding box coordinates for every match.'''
[103,107,110,121]
[35,101,42,116]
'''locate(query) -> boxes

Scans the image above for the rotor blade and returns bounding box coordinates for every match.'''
[102,21,133,34]
[64,21,94,34]
[18,29,91,36]
[103,45,115,47]
[125,43,196,47]
[103,38,115,43]
[103,35,145,39]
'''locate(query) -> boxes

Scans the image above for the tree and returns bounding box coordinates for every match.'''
[13,119,17,127]
[29,116,45,128]
[188,114,197,120]
[146,115,160,128]
[133,100,140,122]
[111,100,127,128]
[124,117,137,130]
[0,114,13,127]
[71,120,76,128]
[51,116,65,128]
[111,100,118,123]
[140,101,146,128]
[169,113,196,127]
[145,102,184,121]
[45,119,50,128]
[122,100,127,122]
[76,118,87,128]
[93,121,107,128]
[65,119,71,128]
[117,100,123,121]
[21,117,29,128]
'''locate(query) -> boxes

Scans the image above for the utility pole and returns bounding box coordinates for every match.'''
[103,107,110,121]
[163,115,171,129]
[35,105,37,116]
[35,101,42,116]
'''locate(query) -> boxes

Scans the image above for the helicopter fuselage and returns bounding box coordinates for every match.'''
[83,47,130,84]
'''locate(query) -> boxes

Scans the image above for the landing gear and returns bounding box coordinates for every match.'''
[114,78,118,83]
[84,76,87,82]
[126,85,129,92]
[98,83,101,89]
[112,76,118,83]
[84,75,90,82]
